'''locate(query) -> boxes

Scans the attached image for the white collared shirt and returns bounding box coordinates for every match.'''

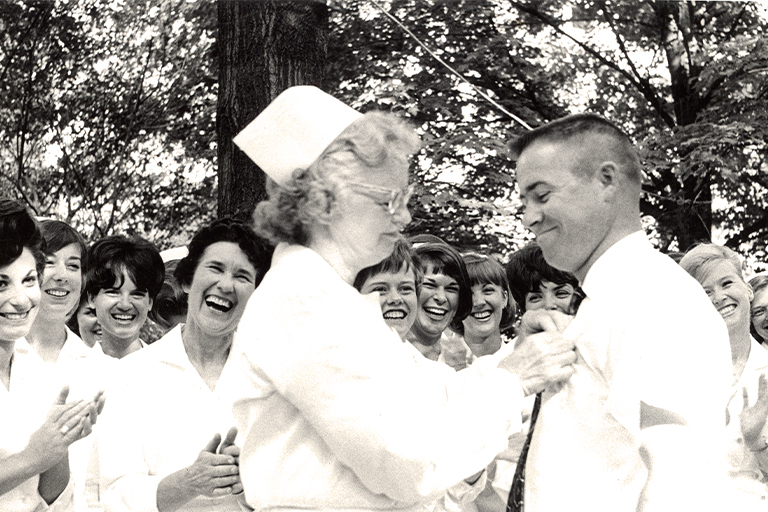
[219,243,523,511]
[725,337,768,507]
[1,339,74,512]
[526,231,732,511]
[96,325,242,512]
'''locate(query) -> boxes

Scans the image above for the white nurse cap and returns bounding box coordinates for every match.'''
[233,86,363,187]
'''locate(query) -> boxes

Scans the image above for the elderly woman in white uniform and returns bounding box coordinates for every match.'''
[95,218,272,512]
[0,198,102,512]
[219,86,578,512]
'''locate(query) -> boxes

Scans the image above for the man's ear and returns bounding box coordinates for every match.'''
[598,161,619,201]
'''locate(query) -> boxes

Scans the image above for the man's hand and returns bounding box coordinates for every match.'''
[498,309,577,395]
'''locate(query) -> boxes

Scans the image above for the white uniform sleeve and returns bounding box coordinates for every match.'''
[239,287,524,503]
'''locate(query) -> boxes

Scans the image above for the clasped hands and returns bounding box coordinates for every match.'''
[498,309,577,396]
[183,427,243,498]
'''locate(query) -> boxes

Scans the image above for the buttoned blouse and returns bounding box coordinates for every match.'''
[220,243,523,512]
[725,337,768,507]
[96,325,242,512]
[1,339,74,512]
[526,231,732,511]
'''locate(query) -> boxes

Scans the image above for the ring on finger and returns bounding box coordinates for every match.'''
[60,425,69,435]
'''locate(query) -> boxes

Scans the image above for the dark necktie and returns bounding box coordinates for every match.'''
[506,392,542,512]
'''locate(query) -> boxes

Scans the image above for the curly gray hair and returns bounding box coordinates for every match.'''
[253,111,420,246]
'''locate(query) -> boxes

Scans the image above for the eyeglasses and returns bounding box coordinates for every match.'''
[346,182,415,216]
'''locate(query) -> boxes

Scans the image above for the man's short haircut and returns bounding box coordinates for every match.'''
[505,242,582,314]
[86,235,165,301]
[507,113,642,184]
[353,238,423,293]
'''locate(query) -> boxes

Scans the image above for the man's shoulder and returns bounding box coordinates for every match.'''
[595,247,721,327]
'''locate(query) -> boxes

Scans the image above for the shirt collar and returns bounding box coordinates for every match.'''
[272,242,356,292]
[148,324,188,369]
[580,231,651,301]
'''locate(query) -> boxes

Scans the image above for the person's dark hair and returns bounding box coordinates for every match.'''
[748,274,768,343]
[353,238,423,293]
[253,112,420,246]
[39,219,88,286]
[507,113,641,184]
[175,218,273,291]
[147,259,187,331]
[85,235,165,301]
[451,252,516,335]
[407,233,447,246]
[0,198,46,277]
[505,242,582,314]
[66,289,89,335]
[412,241,472,329]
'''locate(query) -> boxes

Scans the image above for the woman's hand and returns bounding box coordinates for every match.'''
[217,427,243,495]
[23,386,97,474]
[157,428,242,512]
[740,373,768,450]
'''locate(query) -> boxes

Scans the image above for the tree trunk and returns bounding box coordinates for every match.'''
[217,0,328,221]
[650,0,712,248]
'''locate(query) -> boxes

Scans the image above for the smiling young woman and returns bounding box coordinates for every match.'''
[680,243,768,507]
[0,198,103,512]
[26,220,89,365]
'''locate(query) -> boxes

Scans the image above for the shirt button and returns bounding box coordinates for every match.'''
[736,437,743,444]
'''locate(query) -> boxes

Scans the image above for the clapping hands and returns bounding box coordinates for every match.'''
[24,386,106,474]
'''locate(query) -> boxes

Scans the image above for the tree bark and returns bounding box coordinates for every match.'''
[651,0,712,248]
[217,0,328,221]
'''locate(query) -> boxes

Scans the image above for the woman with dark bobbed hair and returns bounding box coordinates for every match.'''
[97,218,272,512]
[218,86,576,511]
[748,274,768,346]
[147,259,188,335]
[0,198,102,512]
[505,242,583,317]
[85,235,164,359]
[26,220,90,364]
[455,252,515,359]
[68,292,102,349]
[680,243,768,509]
[407,241,474,370]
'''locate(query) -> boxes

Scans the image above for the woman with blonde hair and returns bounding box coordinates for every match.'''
[680,243,768,508]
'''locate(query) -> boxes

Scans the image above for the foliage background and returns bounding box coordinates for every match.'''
[1,0,766,271]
